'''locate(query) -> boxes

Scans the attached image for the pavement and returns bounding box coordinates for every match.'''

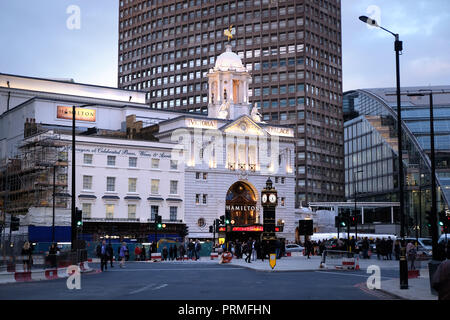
[223,253,438,300]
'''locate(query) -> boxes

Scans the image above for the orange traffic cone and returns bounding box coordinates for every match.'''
[355,256,360,270]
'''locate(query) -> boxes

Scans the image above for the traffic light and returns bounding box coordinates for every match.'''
[209,225,214,233]
[10,216,20,231]
[298,220,313,235]
[350,216,357,227]
[225,218,230,225]
[219,215,225,225]
[335,216,341,228]
[215,219,220,227]
[179,225,189,238]
[75,208,83,227]
[425,211,432,229]
[155,214,163,229]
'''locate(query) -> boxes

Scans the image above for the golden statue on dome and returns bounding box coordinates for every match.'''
[224,25,235,42]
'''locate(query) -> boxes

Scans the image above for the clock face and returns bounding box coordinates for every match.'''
[269,194,277,203]
[262,194,267,204]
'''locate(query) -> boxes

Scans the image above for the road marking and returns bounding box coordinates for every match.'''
[315,271,396,279]
[129,283,157,295]
[152,284,168,290]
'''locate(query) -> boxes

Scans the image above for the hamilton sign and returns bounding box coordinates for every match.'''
[225,205,258,211]
[57,105,96,122]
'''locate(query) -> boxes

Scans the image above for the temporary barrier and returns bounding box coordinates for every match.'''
[151,253,162,262]
[219,252,233,264]
[210,252,219,260]
[321,250,358,270]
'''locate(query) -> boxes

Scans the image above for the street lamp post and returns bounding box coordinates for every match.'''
[354,170,363,241]
[71,104,95,251]
[359,15,408,289]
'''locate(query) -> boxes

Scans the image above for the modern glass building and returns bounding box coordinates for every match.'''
[344,86,450,237]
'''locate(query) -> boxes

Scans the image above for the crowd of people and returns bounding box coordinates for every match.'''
[95,239,205,271]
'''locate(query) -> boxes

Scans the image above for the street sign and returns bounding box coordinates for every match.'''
[269,253,276,269]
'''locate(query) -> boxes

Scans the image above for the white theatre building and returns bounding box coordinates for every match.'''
[0,44,297,243]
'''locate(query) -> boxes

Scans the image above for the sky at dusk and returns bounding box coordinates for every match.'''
[0,0,449,92]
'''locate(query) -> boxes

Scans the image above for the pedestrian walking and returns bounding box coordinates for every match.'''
[134,246,141,261]
[187,240,195,259]
[387,237,393,260]
[48,243,59,268]
[394,240,401,260]
[179,243,186,260]
[140,246,146,261]
[119,242,127,268]
[251,240,257,261]
[406,241,417,270]
[96,240,109,272]
[195,240,202,260]
[162,246,168,261]
[107,243,114,267]
[172,244,178,261]
[244,241,251,263]
[21,241,33,272]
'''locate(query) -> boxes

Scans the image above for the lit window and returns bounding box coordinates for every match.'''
[151,158,160,169]
[151,179,160,194]
[82,203,91,219]
[128,204,136,219]
[128,178,137,193]
[106,204,114,219]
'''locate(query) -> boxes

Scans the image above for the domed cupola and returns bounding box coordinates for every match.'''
[207,44,252,121]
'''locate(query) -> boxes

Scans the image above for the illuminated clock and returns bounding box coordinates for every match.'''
[262,194,268,204]
[269,194,277,204]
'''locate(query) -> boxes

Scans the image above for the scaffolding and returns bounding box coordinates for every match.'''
[0,122,69,219]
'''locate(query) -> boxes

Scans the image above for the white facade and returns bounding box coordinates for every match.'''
[61,134,185,224]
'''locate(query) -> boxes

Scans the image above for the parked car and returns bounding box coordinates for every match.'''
[404,237,432,257]
[285,244,304,253]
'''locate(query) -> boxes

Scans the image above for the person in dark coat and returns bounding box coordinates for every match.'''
[394,240,401,260]
[107,243,114,267]
[96,240,109,272]
[162,246,168,261]
[169,245,174,261]
[387,237,393,260]
[432,259,450,300]
[179,243,186,260]
[140,246,146,261]
[279,239,286,259]
[172,244,178,261]
[244,241,251,263]
[21,241,33,272]
[48,243,59,268]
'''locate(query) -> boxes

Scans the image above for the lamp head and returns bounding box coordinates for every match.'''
[359,15,379,27]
